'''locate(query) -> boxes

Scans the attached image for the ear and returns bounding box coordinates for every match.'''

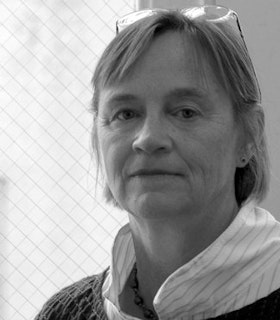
[237,142,254,168]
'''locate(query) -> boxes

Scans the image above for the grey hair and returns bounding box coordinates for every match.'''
[91,10,269,207]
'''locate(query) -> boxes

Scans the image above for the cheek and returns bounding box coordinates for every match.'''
[205,132,240,181]
[179,127,239,175]
[210,135,237,164]
[96,126,113,178]
[97,128,128,183]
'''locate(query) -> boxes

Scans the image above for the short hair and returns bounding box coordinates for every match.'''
[91,10,269,207]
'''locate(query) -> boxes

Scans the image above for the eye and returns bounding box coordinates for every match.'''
[175,108,198,119]
[115,109,137,121]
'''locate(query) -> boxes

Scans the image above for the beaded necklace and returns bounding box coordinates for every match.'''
[130,264,159,320]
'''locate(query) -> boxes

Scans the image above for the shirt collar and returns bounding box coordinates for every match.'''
[103,202,280,319]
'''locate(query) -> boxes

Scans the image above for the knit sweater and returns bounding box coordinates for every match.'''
[35,268,280,320]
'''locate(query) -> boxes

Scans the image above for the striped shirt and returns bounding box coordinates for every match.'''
[102,202,280,319]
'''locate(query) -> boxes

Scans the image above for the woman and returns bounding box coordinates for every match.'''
[36,7,280,320]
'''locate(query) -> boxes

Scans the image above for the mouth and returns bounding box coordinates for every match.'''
[130,169,183,177]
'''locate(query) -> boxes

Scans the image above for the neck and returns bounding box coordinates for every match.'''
[128,200,239,305]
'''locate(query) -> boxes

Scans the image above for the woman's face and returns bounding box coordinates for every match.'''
[96,31,245,219]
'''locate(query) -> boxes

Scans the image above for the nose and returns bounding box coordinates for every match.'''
[132,115,172,154]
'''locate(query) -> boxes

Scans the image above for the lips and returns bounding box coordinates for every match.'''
[130,169,182,177]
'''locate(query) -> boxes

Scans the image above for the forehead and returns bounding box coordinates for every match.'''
[100,31,225,103]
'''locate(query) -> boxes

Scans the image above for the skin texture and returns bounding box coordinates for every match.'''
[97,31,248,314]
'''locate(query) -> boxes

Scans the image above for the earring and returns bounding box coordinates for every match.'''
[241,157,247,165]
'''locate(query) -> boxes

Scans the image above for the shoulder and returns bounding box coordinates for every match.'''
[35,268,109,320]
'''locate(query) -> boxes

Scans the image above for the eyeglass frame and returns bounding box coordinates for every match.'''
[116,5,245,46]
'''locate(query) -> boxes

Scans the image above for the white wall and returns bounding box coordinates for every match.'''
[224,0,280,218]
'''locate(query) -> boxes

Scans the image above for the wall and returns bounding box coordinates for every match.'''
[225,0,280,217]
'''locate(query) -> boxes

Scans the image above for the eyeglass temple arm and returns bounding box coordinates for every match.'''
[135,0,217,10]
[233,13,262,102]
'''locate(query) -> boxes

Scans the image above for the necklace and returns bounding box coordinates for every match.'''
[130,263,159,320]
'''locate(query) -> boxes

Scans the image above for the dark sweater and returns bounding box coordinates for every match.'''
[35,269,280,320]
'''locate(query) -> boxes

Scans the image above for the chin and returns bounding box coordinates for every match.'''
[127,192,189,219]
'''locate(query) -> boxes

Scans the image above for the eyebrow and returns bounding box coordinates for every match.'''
[105,87,208,106]
[105,93,139,105]
[165,87,207,100]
